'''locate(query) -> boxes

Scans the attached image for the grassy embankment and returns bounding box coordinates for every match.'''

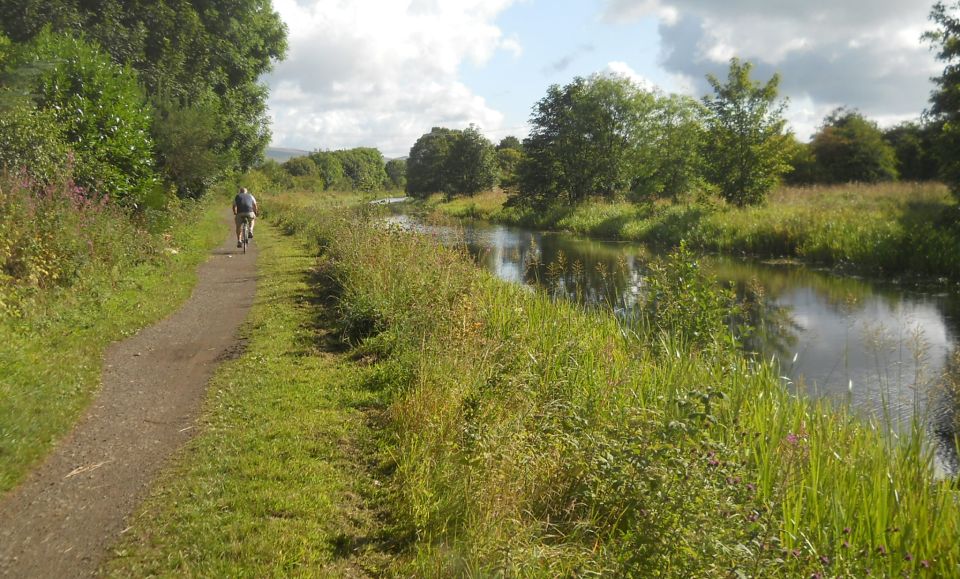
[107,191,959,576]
[105,211,396,576]
[0,176,225,492]
[425,182,960,278]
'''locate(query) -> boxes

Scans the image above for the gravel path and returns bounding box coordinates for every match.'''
[0,215,257,578]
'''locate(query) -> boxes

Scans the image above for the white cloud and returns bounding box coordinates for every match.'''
[603,0,940,134]
[605,61,654,90]
[266,0,520,157]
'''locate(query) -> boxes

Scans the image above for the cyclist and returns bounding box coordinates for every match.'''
[233,187,259,248]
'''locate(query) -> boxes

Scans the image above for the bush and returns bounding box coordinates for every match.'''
[22,30,158,203]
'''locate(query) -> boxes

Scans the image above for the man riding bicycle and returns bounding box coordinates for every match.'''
[233,187,259,248]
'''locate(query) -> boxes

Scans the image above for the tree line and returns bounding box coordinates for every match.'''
[0,0,287,203]
[397,1,960,208]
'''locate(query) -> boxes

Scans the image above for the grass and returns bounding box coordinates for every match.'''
[262,193,959,576]
[103,220,398,577]
[424,182,960,279]
[0,190,225,493]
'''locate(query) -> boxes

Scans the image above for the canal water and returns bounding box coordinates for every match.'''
[384,212,960,475]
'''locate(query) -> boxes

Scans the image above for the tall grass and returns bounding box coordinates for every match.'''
[269,195,959,577]
[427,182,960,279]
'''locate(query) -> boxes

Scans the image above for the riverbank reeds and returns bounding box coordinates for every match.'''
[424,182,960,279]
[268,195,959,577]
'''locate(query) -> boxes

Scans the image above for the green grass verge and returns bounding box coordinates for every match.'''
[0,197,225,493]
[103,222,396,577]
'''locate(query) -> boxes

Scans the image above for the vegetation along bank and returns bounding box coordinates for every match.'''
[109,191,956,576]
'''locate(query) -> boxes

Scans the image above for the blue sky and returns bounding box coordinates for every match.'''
[266,0,939,158]
[460,1,670,142]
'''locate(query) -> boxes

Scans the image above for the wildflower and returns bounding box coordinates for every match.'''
[842,541,850,549]
[819,555,830,565]
[921,560,931,568]
[843,527,851,534]
[877,545,887,556]
[791,549,801,558]
[904,553,913,562]
[746,483,756,492]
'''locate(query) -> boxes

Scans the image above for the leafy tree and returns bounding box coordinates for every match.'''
[152,92,232,198]
[925,1,960,194]
[518,74,657,205]
[497,135,522,150]
[0,0,287,178]
[445,126,498,197]
[283,156,318,177]
[636,94,707,200]
[0,33,68,182]
[21,30,157,202]
[809,108,898,183]
[407,127,458,196]
[884,122,940,182]
[496,147,524,188]
[334,148,387,192]
[701,58,792,206]
[309,151,347,190]
[385,158,407,190]
[783,136,818,185]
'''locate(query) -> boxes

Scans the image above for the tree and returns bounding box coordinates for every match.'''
[497,135,522,150]
[701,58,792,206]
[636,94,707,200]
[283,156,318,177]
[407,127,458,196]
[517,74,658,205]
[385,158,406,190]
[309,151,346,190]
[0,0,288,180]
[445,126,498,197]
[809,108,898,183]
[783,136,818,185]
[496,147,523,188]
[925,1,960,193]
[152,92,233,198]
[333,148,387,192]
[884,122,939,181]
[21,30,157,202]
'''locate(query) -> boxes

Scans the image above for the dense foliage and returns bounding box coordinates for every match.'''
[0,0,287,199]
[926,1,960,196]
[24,31,158,203]
[517,74,656,205]
[509,62,789,209]
[809,108,898,183]
[406,126,499,197]
[701,58,792,206]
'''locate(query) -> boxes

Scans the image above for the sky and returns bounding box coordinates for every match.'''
[265,0,942,158]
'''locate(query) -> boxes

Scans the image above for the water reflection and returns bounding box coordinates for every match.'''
[384,214,960,474]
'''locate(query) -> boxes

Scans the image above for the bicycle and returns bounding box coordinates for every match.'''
[239,215,253,254]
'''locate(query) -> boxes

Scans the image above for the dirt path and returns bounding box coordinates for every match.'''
[0,214,257,578]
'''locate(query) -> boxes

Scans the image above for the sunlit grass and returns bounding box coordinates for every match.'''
[262,194,958,576]
[104,221,394,577]
[0,190,224,492]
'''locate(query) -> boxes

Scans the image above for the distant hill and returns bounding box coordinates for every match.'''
[265,147,311,162]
